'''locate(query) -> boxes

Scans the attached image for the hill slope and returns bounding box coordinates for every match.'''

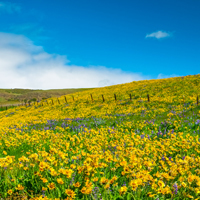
[0,74,200,199]
[0,88,93,106]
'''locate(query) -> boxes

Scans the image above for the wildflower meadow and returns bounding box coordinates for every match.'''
[0,75,200,200]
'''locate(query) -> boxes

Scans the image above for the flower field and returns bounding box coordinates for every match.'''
[0,75,200,200]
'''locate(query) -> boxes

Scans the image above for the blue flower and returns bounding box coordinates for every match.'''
[173,183,178,194]
[195,119,200,125]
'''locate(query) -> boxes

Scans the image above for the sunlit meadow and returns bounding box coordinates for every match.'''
[0,75,200,200]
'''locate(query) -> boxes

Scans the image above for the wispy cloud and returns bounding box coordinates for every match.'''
[157,73,181,79]
[0,32,148,89]
[145,31,172,39]
[9,23,43,33]
[0,2,21,14]
[7,23,49,42]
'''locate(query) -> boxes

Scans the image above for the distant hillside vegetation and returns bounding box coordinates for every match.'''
[0,88,93,106]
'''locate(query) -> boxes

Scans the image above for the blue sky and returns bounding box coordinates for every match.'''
[0,0,199,89]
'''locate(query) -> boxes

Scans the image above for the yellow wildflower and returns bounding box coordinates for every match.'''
[48,182,55,190]
[7,189,13,195]
[119,186,127,195]
[57,178,64,185]
[65,189,76,198]
[16,184,24,191]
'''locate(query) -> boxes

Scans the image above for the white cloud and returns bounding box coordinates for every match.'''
[0,2,21,13]
[0,32,148,89]
[145,31,172,39]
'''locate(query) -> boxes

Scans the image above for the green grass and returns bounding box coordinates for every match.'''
[0,88,93,107]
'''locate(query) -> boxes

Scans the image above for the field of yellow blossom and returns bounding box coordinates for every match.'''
[0,74,200,200]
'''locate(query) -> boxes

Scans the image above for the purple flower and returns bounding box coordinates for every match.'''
[182,156,185,160]
[42,190,45,197]
[140,134,145,139]
[173,183,178,194]
[195,119,200,125]
[161,156,165,161]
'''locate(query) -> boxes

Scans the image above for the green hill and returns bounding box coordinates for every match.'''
[0,74,200,199]
[0,88,93,106]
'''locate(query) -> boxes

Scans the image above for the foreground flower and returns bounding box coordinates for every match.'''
[16,184,24,191]
[48,182,55,190]
[119,186,127,195]
[57,177,64,185]
[41,177,48,183]
[73,182,81,187]
[81,187,92,194]
[65,189,76,198]
[7,189,13,195]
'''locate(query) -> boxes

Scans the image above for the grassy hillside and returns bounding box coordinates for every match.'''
[0,88,93,106]
[0,74,200,199]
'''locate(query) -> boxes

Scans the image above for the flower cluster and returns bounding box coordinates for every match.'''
[0,74,199,199]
